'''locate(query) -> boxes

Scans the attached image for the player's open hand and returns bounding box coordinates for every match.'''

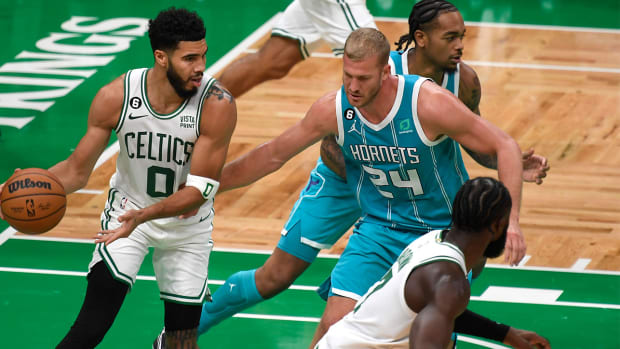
[0,168,21,220]
[504,327,551,349]
[522,149,549,184]
[504,222,526,266]
[95,209,142,245]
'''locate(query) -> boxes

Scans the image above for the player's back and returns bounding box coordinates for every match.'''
[316,230,467,348]
[336,74,468,232]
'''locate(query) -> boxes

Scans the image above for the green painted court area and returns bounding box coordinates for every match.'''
[1,237,618,348]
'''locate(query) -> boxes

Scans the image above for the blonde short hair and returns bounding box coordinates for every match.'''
[344,28,390,66]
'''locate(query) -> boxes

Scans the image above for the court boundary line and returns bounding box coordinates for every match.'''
[375,16,620,34]
[6,234,620,276]
[2,266,618,310]
[246,50,620,74]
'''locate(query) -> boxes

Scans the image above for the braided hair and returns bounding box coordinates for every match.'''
[451,177,512,233]
[395,0,458,52]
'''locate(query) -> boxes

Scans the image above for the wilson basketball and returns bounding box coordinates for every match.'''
[1,168,66,234]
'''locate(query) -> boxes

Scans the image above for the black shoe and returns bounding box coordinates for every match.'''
[152,328,165,349]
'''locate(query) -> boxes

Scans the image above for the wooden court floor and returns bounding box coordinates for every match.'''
[36,18,620,272]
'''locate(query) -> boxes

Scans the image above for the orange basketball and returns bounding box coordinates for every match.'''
[1,168,66,234]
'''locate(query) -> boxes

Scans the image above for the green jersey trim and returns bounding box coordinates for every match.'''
[114,71,131,132]
[140,69,189,119]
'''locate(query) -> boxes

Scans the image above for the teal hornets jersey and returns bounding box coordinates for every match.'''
[335,75,469,231]
[389,49,460,96]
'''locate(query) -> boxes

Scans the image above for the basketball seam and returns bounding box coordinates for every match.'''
[1,204,66,221]
[2,193,66,201]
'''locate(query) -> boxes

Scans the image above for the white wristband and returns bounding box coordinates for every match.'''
[186,174,220,200]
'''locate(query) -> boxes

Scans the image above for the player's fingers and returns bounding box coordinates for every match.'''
[94,230,108,243]
[504,237,514,263]
[522,148,534,159]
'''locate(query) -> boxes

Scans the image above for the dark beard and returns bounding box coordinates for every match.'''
[484,226,507,258]
[166,64,198,99]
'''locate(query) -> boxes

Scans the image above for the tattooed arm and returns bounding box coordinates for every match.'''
[458,64,549,183]
[458,63,498,169]
[320,136,346,179]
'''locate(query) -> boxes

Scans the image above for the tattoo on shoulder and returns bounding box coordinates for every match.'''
[206,82,234,103]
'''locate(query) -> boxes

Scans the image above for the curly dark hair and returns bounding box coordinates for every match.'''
[148,7,206,52]
[451,177,512,233]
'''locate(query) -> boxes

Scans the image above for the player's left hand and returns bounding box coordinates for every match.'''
[503,327,551,349]
[522,149,550,184]
[504,222,526,266]
[95,209,142,245]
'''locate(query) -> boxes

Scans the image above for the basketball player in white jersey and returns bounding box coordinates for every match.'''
[316,177,551,349]
[0,8,237,348]
[217,0,376,98]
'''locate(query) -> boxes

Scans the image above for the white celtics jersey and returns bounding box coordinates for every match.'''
[108,68,216,231]
[317,230,467,348]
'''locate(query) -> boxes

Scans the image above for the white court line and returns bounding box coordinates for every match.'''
[0,266,316,292]
[0,227,16,246]
[571,258,591,270]
[75,189,105,195]
[517,255,531,267]
[375,17,620,34]
[467,60,620,74]
[3,266,618,309]
[8,234,620,276]
[233,313,320,323]
[458,335,510,349]
[2,266,619,310]
[479,286,563,303]
[249,48,620,74]
[470,295,620,310]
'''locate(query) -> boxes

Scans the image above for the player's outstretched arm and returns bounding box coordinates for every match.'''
[48,76,123,194]
[417,80,525,265]
[458,63,550,184]
[218,91,339,192]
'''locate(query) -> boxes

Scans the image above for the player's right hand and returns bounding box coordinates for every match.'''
[504,222,527,266]
[503,327,551,349]
[0,168,21,220]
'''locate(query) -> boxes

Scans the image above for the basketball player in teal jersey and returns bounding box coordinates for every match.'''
[191,0,549,342]
[205,27,527,348]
